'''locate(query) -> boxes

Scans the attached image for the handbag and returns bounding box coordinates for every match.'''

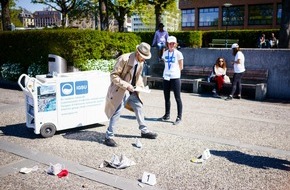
[223,75,231,83]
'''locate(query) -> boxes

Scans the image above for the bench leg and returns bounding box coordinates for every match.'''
[255,83,267,101]
[143,76,148,86]
[148,81,154,88]
[192,78,203,93]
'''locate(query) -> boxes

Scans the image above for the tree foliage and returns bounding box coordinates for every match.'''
[107,0,135,32]
[31,0,90,27]
[132,0,179,30]
[144,0,176,30]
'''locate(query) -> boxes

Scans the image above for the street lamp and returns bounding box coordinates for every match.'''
[224,3,232,48]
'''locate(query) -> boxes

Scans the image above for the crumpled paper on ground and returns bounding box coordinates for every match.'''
[47,163,69,178]
[135,138,142,148]
[191,148,211,164]
[100,154,136,169]
[47,163,64,175]
[19,165,38,174]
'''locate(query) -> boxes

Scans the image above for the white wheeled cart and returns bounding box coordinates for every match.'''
[18,70,110,138]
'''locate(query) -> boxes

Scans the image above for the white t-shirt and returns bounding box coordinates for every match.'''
[162,49,184,79]
[234,51,246,73]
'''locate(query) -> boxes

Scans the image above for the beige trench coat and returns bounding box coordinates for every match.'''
[104,52,145,119]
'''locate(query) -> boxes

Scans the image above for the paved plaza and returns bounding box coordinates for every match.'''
[0,86,290,190]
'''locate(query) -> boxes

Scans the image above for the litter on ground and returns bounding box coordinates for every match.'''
[191,148,211,164]
[19,165,38,174]
[102,154,136,169]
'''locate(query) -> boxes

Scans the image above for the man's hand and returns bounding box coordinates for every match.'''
[127,85,135,92]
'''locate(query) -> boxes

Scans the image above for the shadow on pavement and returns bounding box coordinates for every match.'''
[120,115,136,120]
[0,123,38,139]
[211,150,290,171]
[63,130,105,143]
[121,114,165,122]
[0,123,107,140]
[62,128,140,144]
[62,124,106,143]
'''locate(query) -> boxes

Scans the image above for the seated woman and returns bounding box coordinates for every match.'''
[209,57,230,96]
[258,34,267,48]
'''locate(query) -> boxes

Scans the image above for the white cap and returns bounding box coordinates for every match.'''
[167,36,177,43]
[231,43,239,49]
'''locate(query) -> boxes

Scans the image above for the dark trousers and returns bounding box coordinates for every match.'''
[230,72,243,96]
[163,78,183,119]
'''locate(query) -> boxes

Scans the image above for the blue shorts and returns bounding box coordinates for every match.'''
[157,42,166,50]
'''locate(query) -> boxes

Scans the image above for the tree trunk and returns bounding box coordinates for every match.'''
[117,17,124,32]
[61,12,68,27]
[117,7,126,32]
[1,0,11,31]
[99,0,109,31]
[279,0,290,48]
[154,4,162,30]
[103,0,108,31]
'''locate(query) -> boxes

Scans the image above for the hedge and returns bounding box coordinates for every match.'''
[0,28,279,81]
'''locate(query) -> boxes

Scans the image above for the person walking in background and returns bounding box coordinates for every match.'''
[152,23,169,62]
[104,42,157,147]
[209,57,230,97]
[225,43,245,100]
[159,36,184,125]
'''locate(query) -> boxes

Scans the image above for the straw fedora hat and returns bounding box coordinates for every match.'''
[136,42,151,59]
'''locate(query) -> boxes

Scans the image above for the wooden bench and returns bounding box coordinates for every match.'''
[188,66,269,100]
[145,65,268,100]
[209,39,239,47]
[145,65,203,89]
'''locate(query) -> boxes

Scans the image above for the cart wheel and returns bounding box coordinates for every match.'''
[40,123,56,138]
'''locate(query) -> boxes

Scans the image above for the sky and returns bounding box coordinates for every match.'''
[15,0,47,12]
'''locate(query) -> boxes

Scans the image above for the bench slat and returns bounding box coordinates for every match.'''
[210,39,239,47]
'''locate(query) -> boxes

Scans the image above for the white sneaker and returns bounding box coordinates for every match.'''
[212,89,216,94]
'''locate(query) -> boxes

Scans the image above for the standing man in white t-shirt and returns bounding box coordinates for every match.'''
[225,43,246,100]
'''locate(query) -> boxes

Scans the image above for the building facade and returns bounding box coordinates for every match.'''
[18,9,34,28]
[131,15,155,32]
[33,10,62,28]
[179,0,282,31]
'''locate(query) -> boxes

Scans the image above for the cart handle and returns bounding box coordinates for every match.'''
[18,74,42,95]
[18,74,30,93]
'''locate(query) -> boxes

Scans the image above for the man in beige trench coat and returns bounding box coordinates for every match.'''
[104,42,158,147]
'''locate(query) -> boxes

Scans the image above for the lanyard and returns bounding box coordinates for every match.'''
[167,50,174,70]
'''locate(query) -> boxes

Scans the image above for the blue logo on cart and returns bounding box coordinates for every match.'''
[75,81,88,95]
[61,82,74,96]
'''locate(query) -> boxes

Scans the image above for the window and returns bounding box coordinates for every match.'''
[199,8,218,27]
[277,3,282,25]
[182,9,194,27]
[222,6,244,26]
[248,4,273,25]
